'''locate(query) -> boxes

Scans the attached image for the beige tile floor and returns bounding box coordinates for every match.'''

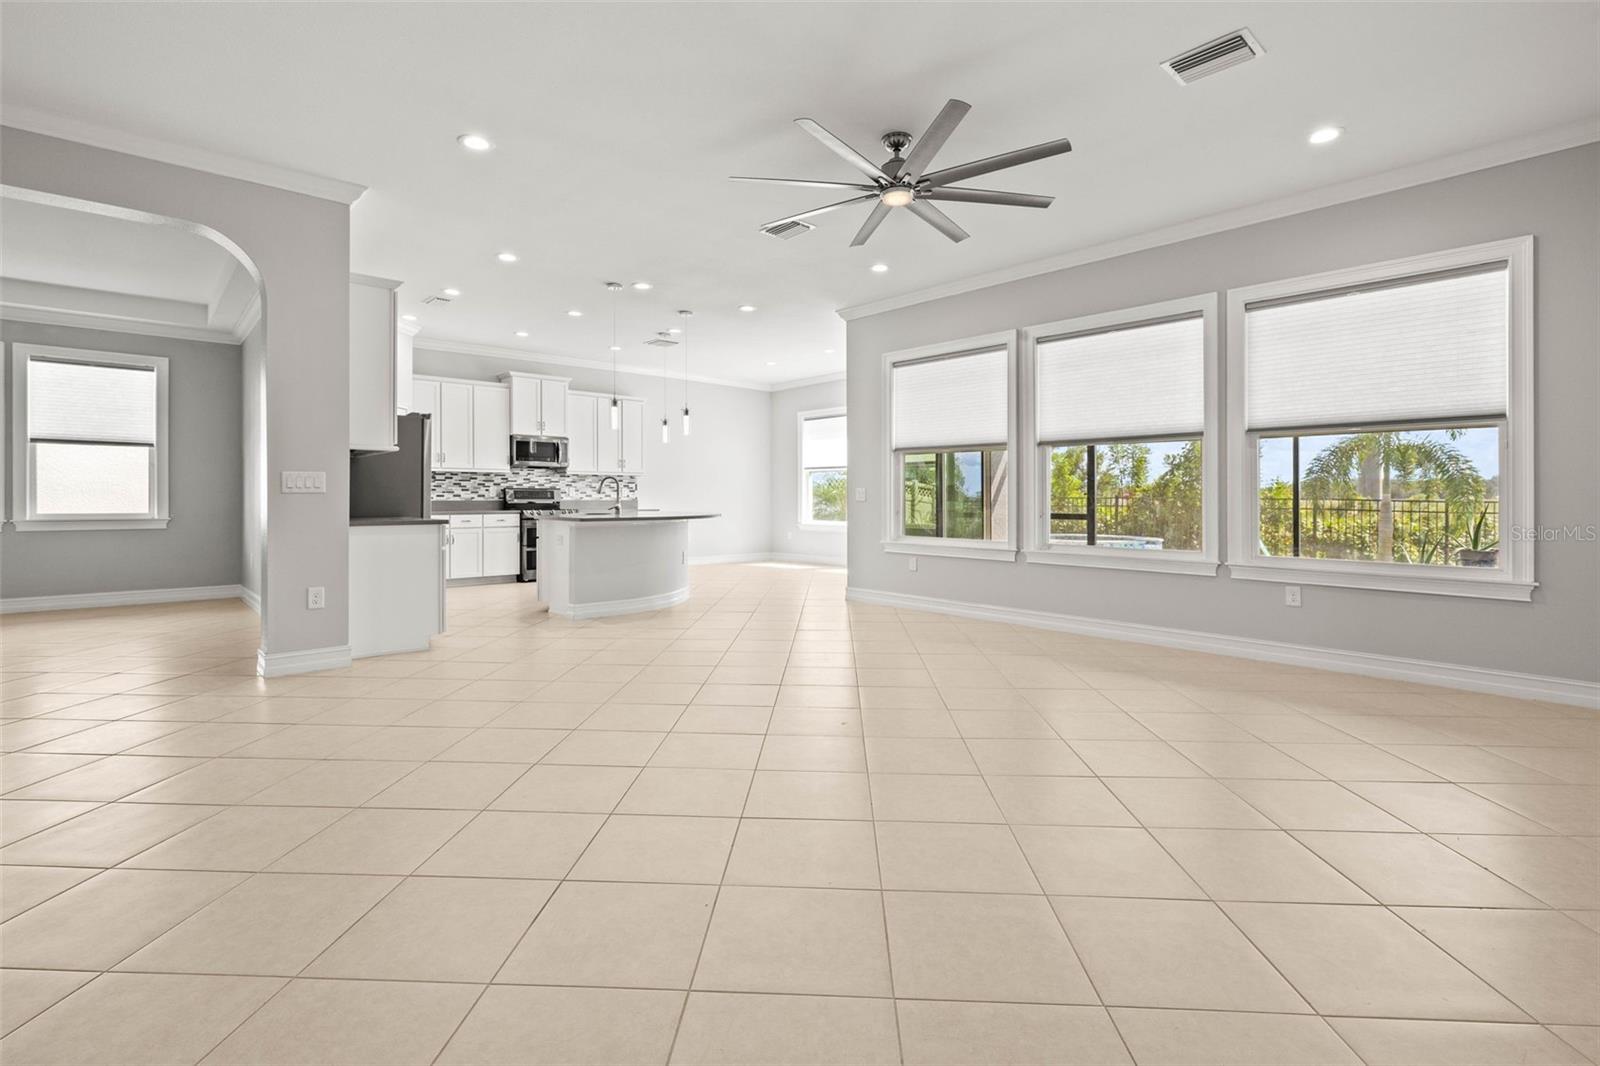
[0,562,1596,1065]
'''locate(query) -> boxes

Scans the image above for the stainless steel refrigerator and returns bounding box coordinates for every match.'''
[350,412,433,520]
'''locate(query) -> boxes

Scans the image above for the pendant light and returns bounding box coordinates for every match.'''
[605,282,622,430]
[679,309,693,436]
[659,336,670,444]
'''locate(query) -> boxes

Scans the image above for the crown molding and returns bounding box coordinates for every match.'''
[1,106,368,205]
[0,303,241,345]
[770,370,847,392]
[837,119,1600,322]
[232,290,262,339]
[414,335,784,393]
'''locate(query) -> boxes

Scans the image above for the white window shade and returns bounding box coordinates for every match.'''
[1245,265,1508,431]
[802,414,847,468]
[1036,316,1204,444]
[28,359,158,444]
[892,348,1008,451]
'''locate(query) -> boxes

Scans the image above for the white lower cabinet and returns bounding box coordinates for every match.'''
[446,513,520,579]
[349,523,446,658]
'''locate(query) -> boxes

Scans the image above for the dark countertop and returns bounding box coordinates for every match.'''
[432,499,515,514]
[535,511,721,523]
[350,516,449,526]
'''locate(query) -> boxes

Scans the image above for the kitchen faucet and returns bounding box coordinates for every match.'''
[598,476,622,513]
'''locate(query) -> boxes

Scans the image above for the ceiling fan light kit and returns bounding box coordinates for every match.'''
[732,98,1072,245]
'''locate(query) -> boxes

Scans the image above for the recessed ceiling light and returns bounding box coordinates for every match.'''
[566,309,583,317]
[766,361,777,366]
[823,348,835,354]
[631,281,652,291]
[497,251,519,263]
[1308,126,1343,146]
[514,330,529,338]
[667,328,682,335]
[870,263,889,273]
[442,288,461,297]
[609,345,622,352]
[400,314,418,322]
[457,133,493,152]
[739,304,756,312]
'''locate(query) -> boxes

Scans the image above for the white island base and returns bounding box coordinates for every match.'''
[536,513,718,619]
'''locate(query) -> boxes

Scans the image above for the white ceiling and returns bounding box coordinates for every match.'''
[3,2,1595,387]
[0,197,254,335]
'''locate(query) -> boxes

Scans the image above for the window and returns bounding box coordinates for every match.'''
[10,345,170,531]
[883,332,1016,558]
[1227,237,1534,599]
[799,410,847,525]
[1023,295,1219,575]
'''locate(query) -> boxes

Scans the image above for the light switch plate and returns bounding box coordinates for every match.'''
[908,556,918,572]
[281,471,327,494]
[854,488,866,502]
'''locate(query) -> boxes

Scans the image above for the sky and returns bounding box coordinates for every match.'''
[1257,427,1500,491]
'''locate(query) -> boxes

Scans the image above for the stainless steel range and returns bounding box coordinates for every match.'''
[503,486,565,583]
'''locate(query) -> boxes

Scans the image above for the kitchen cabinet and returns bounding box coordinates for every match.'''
[445,512,519,579]
[395,322,418,414]
[596,398,619,473]
[349,522,446,658]
[410,379,441,468]
[566,393,599,473]
[471,384,511,471]
[619,398,645,474]
[504,372,570,438]
[350,274,401,452]
[438,382,475,470]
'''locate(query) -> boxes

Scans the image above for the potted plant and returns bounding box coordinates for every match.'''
[1455,507,1499,567]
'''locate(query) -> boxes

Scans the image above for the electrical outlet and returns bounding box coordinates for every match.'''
[281,471,326,494]
[307,586,326,610]
[1284,585,1301,608]
[908,556,918,572]
[854,487,866,502]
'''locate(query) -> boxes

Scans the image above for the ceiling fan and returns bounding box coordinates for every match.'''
[732,98,1072,246]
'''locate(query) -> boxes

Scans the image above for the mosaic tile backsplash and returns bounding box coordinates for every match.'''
[431,470,639,502]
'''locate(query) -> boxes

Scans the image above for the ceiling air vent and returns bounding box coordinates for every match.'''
[1161,28,1263,85]
[761,219,815,240]
[421,293,454,305]
[643,332,678,348]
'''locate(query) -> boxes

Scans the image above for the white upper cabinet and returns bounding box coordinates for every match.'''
[619,397,645,474]
[566,392,599,473]
[437,381,475,469]
[503,372,571,437]
[350,274,401,452]
[471,384,511,471]
[596,397,620,473]
[395,322,417,414]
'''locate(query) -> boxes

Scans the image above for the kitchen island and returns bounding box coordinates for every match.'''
[534,509,720,619]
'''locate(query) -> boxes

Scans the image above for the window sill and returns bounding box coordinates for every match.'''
[881,539,1017,562]
[1228,561,1536,601]
[1024,548,1220,576]
[799,521,848,532]
[9,517,170,532]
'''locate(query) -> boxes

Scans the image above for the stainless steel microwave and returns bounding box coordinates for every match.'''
[510,435,568,469]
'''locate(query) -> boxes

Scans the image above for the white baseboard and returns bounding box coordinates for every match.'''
[239,586,261,614]
[845,585,1600,708]
[550,587,690,620]
[689,552,844,567]
[0,583,249,615]
[257,644,353,678]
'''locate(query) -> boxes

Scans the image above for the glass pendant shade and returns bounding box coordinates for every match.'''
[682,408,692,436]
[609,399,619,430]
[660,418,669,444]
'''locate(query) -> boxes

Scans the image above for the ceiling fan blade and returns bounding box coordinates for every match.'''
[730,176,879,191]
[795,118,890,184]
[920,187,1054,209]
[849,200,893,247]
[907,199,970,243]
[920,138,1074,188]
[901,98,971,179]
[760,193,879,230]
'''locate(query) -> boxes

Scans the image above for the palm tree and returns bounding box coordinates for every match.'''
[1301,430,1485,560]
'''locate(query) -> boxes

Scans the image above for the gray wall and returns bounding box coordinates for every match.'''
[1,320,243,598]
[241,319,265,601]
[2,127,352,659]
[413,349,773,560]
[770,378,847,564]
[846,144,1600,685]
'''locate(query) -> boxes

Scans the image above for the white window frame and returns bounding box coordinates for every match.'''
[1020,293,1220,577]
[9,344,171,532]
[798,406,848,529]
[1226,236,1535,601]
[881,330,1020,561]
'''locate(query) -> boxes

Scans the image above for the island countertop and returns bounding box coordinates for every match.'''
[534,511,721,523]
